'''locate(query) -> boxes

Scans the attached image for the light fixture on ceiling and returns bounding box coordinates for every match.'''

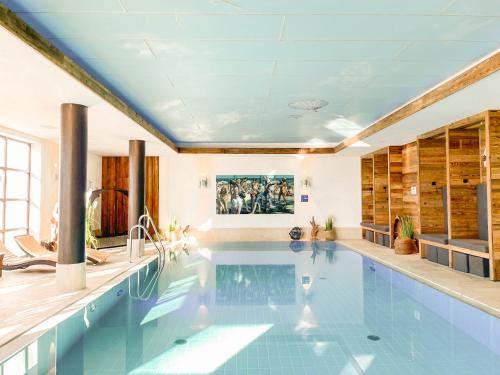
[288,99,328,112]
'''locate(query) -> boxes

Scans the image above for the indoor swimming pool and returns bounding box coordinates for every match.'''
[2,241,500,375]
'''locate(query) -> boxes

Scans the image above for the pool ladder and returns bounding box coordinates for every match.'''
[127,207,168,300]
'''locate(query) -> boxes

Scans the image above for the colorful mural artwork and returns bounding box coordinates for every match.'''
[216,175,294,214]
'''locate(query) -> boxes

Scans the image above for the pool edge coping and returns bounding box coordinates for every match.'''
[0,251,160,363]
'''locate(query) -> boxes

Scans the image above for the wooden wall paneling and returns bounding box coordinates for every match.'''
[486,111,500,280]
[116,157,129,235]
[145,157,160,236]
[388,146,403,245]
[361,157,374,223]
[373,150,389,225]
[101,157,116,237]
[480,126,487,183]
[447,128,481,239]
[418,137,447,234]
[402,142,420,233]
[101,156,160,237]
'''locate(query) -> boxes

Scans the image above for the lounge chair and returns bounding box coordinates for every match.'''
[14,234,53,257]
[85,247,110,265]
[0,243,56,275]
[14,235,110,265]
[2,254,57,271]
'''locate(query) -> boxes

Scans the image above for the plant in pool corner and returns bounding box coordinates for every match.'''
[325,216,334,231]
[323,215,335,241]
[394,215,416,255]
[398,215,414,239]
[167,218,181,241]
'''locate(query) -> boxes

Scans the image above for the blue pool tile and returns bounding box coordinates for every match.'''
[3,242,500,375]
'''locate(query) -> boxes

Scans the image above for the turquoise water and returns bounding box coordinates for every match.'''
[2,241,500,374]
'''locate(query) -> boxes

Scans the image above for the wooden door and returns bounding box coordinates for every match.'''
[101,156,159,237]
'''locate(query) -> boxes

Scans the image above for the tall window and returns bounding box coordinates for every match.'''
[0,136,31,248]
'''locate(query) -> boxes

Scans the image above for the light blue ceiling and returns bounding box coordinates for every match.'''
[3,0,500,145]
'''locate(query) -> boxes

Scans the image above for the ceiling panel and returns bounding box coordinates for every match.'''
[275,60,471,78]
[172,76,271,98]
[3,0,500,145]
[148,40,407,60]
[23,13,283,39]
[3,0,123,12]
[443,0,500,16]
[121,0,455,15]
[284,15,500,42]
[46,37,155,60]
[397,41,500,61]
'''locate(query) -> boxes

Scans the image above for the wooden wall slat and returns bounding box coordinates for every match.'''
[361,158,374,223]
[402,142,420,233]
[145,157,160,236]
[116,157,129,235]
[418,137,447,234]
[447,128,480,239]
[373,152,389,225]
[101,157,116,237]
[486,112,500,280]
[388,146,403,242]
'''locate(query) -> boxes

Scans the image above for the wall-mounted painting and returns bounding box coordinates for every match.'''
[216,175,294,214]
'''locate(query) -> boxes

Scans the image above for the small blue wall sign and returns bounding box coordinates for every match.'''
[301,194,309,202]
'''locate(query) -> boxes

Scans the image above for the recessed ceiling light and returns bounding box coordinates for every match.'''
[288,99,328,112]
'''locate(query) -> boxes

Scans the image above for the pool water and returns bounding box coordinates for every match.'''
[2,241,500,374]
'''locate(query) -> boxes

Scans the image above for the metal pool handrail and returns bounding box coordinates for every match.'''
[128,224,166,300]
[127,207,168,300]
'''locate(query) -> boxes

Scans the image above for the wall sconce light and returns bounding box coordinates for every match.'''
[199,175,209,189]
[301,178,311,190]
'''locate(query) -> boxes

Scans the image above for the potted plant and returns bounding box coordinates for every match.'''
[85,201,98,250]
[323,215,336,241]
[394,215,417,255]
[167,218,180,242]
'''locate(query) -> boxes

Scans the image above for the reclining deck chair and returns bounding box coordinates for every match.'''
[14,235,110,265]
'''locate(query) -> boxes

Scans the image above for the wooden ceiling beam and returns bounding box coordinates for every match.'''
[0,4,179,153]
[333,50,500,154]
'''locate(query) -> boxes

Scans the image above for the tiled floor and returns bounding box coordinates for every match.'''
[0,244,163,358]
[338,239,500,318]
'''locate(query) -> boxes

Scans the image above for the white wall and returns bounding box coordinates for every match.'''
[38,140,59,240]
[160,154,361,230]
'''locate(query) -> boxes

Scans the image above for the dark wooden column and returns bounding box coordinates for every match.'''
[128,140,145,238]
[57,103,87,290]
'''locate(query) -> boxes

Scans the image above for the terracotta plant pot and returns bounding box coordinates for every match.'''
[394,237,417,255]
[324,230,336,241]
